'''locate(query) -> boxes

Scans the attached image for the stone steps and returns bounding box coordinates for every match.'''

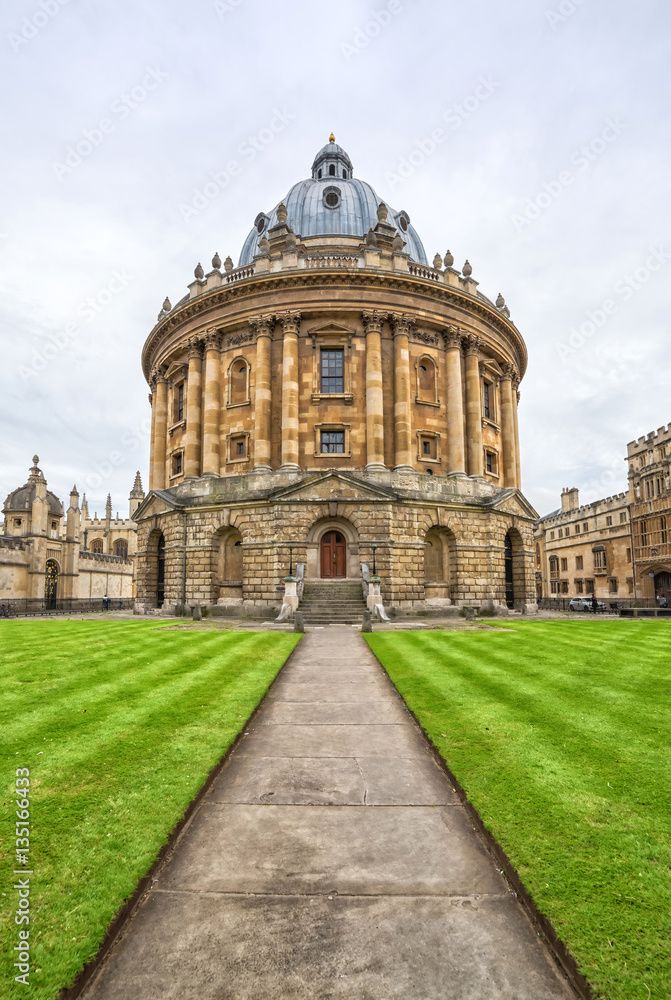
[300,580,367,624]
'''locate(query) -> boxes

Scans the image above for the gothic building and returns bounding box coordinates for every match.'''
[1,457,143,605]
[134,137,538,616]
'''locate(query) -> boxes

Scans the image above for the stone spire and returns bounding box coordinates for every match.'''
[81,493,89,520]
[129,471,145,518]
[105,493,112,523]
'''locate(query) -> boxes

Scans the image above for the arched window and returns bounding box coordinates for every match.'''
[549,555,559,577]
[90,538,104,553]
[114,539,128,559]
[329,164,335,176]
[45,559,59,609]
[228,357,250,407]
[424,527,457,595]
[416,356,438,404]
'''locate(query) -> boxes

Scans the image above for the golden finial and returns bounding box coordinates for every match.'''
[329,132,336,143]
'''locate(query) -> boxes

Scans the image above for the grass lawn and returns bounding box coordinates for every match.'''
[0,619,299,999]
[366,620,671,1000]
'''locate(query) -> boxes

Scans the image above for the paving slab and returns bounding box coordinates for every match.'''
[84,892,572,1000]
[208,752,455,806]
[83,627,575,999]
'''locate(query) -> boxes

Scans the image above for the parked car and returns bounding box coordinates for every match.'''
[568,597,608,612]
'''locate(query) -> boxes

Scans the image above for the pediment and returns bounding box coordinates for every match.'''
[270,472,395,502]
[489,489,539,520]
[133,490,181,520]
[306,322,353,341]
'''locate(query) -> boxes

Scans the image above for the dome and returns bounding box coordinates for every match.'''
[3,455,63,518]
[239,137,428,266]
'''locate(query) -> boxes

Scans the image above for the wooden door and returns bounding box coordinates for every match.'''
[320,531,346,578]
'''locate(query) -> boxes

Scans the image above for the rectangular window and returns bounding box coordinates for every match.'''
[417,433,438,462]
[576,555,583,570]
[620,512,627,523]
[482,380,493,420]
[485,450,498,475]
[641,520,649,546]
[583,521,589,532]
[560,580,569,594]
[320,348,344,394]
[171,451,183,476]
[594,549,607,570]
[609,578,618,594]
[661,516,668,544]
[558,528,563,539]
[550,531,555,540]
[575,524,580,534]
[575,579,584,594]
[627,577,634,594]
[626,547,632,563]
[561,557,568,571]
[174,382,185,423]
[606,515,613,527]
[320,430,345,454]
[228,433,249,462]
[585,579,594,594]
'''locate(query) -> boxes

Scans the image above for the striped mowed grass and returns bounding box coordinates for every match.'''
[0,619,299,999]
[366,620,671,1000]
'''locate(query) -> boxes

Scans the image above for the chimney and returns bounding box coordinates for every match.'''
[561,487,580,513]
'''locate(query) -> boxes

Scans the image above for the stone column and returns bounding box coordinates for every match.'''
[391,314,413,471]
[202,333,221,476]
[252,317,273,471]
[512,377,522,488]
[184,339,203,478]
[464,337,483,477]
[363,311,386,472]
[280,312,301,471]
[151,370,168,490]
[444,329,466,474]
[500,364,518,488]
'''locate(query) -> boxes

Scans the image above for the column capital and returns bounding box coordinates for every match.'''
[500,361,518,381]
[443,327,463,350]
[187,337,203,360]
[150,365,168,387]
[390,312,413,337]
[203,330,221,352]
[249,315,274,338]
[362,310,386,334]
[464,335,481,356]
[279,311,301,334]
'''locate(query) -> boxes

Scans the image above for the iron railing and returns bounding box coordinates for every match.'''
[537,597,657,613]
[0,598,134,618]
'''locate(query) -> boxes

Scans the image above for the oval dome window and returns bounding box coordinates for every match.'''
[323,187,341,210]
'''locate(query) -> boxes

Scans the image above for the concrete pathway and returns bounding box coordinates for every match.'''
[83,627,575,1000]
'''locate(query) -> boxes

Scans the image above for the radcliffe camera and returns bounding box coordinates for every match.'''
[1,4,668,1000]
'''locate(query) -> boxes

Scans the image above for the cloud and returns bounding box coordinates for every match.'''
[1,0,670,517]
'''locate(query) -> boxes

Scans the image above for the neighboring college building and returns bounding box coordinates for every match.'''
[0,456,143,605]
[535,423,671,605]
[134,137,539,616]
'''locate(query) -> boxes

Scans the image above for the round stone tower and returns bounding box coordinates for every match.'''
[136,138,537,615]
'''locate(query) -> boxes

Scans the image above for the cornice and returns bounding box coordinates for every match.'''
[141,269,528,382]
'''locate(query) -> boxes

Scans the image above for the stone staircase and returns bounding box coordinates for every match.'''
[299,579,367,625]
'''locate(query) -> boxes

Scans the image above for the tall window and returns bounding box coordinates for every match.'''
[661,515,668,545]
[549,556,559,578]
[173,381,185,423]
[482,380,493,420]
[576,555,584,570]
[320,349,344,394]
[641,520,649,546]
[90,538,103,553]
[320,429,345,454]
[114,539,128,559]
[593,548,607,570]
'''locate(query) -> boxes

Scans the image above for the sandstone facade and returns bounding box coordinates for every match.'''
[135,139,538,615]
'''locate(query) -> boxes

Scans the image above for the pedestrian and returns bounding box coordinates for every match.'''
[591,593,598,614]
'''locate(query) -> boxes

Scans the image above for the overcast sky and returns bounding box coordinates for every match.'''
[2,0,670,518]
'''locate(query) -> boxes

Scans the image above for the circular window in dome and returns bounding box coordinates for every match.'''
[397,211,410,232]
[323,186,341,210]
[254,212,268,234]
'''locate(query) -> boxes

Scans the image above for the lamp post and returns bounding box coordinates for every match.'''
[371,543,378,576]
[288,543,295,577]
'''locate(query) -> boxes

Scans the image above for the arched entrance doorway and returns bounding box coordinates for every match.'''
[45,559,59,610]
[654,571,671,605]
[504,534,514,608]
[320,530,346,578]
[156,533,165,608]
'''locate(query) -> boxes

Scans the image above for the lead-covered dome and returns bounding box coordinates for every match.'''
[239,137,428,266]
[4,456,63,517]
